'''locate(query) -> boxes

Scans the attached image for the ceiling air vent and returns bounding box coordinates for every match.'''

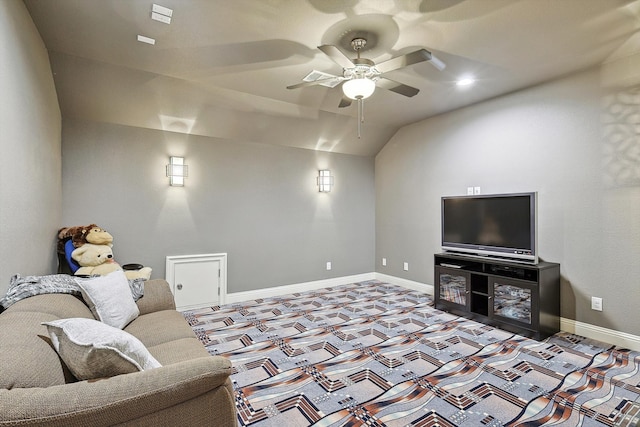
[151,4,173,24]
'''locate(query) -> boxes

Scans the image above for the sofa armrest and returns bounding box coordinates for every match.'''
[136,279,176,315]
[0,356,234,426]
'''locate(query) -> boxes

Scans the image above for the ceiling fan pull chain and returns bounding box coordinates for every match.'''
[357,98,362,139]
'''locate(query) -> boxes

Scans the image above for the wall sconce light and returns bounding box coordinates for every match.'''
[317,170,334,192]
[166,156,188,186]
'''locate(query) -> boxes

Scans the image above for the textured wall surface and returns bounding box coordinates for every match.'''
[0,0,61,292]
[61,119,375,293]
[375,66,640,336]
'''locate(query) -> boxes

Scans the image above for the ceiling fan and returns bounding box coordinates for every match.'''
[287,38,446,137]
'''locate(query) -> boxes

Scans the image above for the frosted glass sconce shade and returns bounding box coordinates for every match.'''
[166,156,188,186]
[317,170,334,192]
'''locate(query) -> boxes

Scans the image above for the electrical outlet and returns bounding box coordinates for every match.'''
[403,262,409,271]
[591,296,602,311]
[467,187,474,195]
[326,261,332,271]
[382,258,387,266]
[474,186,481,195]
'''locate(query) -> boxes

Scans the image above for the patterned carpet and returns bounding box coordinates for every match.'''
[183,280,640,427]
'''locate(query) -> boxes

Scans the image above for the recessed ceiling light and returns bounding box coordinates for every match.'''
[137,35,156,45]
[456,77,475,87]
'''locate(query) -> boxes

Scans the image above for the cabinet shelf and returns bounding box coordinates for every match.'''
[434,253,560,340]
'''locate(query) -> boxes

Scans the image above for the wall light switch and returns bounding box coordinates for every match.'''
[403,262,409,271]
[326,261,332,271]
[467,187,474,195]
[591,296,602,311]
[382,258,387,266]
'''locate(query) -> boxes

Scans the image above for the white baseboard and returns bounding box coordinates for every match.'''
[560,318,640,351]
[374,273,434,295]
[224,272,376,304]
[224,272,640,351]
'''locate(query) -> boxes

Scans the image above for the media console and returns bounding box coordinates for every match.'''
[434,252,560,340]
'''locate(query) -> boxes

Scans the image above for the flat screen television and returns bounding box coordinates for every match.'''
[441,192,538,263]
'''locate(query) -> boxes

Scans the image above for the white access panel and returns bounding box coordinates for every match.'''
[165,253,227,310]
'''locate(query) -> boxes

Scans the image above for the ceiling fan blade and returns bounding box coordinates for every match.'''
[375,49,440,74]
[286,77,342,90]
[377,78,420,97]
[318,45,355,69]
[338,96,352,108]
[428,53,446,71]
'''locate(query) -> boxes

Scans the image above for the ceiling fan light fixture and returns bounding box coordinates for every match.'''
[342,77,375,100]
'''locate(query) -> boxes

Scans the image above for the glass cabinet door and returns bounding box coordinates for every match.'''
[437,268,469,308]
[491,278,535,325]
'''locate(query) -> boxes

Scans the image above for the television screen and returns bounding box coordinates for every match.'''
[441,193,537,263]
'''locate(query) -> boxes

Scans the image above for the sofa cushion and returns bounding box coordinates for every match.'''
[43,318,161,381]
[78,271,139,329]
[3,292,94,318]
[0,311,74,389]
[0,294,95,389]
[125,310,198,348]
[135,279,176,315]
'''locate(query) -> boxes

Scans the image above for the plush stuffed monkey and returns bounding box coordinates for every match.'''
[57,224,113,254]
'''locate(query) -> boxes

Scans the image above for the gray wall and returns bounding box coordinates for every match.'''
[61,119,375,293]
[0,0,61,293]
[375,65,640,336]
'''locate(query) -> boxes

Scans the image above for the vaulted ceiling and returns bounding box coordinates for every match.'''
[24,0,640,156]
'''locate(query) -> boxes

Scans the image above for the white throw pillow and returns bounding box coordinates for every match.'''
[43,318,162,381]
[77,270,139,329]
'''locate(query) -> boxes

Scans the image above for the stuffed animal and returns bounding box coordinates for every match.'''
[71,243,152,280]
[57,224,113,254]
[84,225,113,246]
[71,243,122,276]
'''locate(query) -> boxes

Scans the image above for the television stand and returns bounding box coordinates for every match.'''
[434,252,560,340]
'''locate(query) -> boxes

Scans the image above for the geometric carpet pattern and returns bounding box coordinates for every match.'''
[183,281,640,427]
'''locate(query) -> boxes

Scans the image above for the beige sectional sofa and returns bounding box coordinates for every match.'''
[0,279,237,426]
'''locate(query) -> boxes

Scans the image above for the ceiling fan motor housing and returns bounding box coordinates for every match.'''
[351,37,367,52]
[344,61,379,81]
